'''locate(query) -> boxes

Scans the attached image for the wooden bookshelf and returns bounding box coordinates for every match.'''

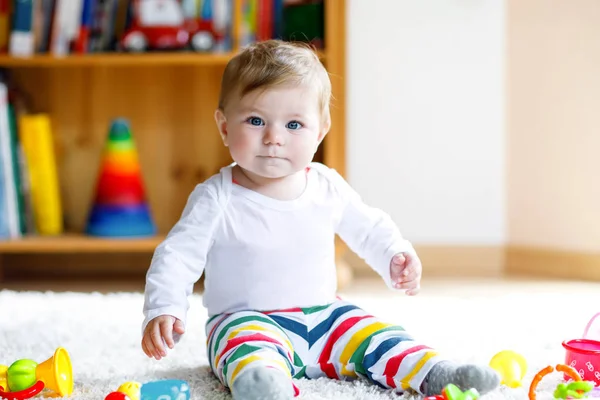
[0,0,347,282]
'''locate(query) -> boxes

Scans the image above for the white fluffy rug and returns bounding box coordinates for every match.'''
[1,278,599,399]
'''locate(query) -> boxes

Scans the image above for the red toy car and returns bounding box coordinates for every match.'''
[120,0,221,52]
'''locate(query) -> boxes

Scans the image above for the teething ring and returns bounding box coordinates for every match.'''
[528,364,581,400]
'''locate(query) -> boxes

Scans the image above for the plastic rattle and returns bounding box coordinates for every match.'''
[489,350,527,388]
[105,381,142,400]
[105,379,189,400]
[423,383,480,400]
[528,364,582,400]
[0,347,73,399]
[554,381,595,399]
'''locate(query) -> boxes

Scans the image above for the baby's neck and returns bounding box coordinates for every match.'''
[233,166,307,201]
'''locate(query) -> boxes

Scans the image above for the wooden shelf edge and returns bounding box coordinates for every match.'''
[0,49,325,67]
[0,234,165,253]
[0,52,236,67]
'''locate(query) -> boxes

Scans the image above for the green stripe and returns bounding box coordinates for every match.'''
[293,352,304,368]
[223,344,262,378]
[207,314,221,325]
[106,139,135,152]
[349,326,406,376]
[213,316,285,360]
[301,304,331,314]
[293,365,307,379]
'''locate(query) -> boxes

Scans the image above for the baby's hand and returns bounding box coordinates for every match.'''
[389,252,422,295]
[142,315,185,360]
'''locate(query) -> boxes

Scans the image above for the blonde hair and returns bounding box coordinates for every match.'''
[218,40,331,118]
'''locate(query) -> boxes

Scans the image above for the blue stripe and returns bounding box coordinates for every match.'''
[269,315,308,340]
[308,304,360,347]
[363,335,413,386]
[275,345,295,373]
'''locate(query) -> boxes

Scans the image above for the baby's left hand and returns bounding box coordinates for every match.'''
[389,252,422,295]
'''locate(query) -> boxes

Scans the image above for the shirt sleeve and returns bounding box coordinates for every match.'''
[142,182,222,334]
[326,167,415,290]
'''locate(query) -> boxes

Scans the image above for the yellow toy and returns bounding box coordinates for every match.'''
[489,350,528,388]
[105,381,141,400]
[118,381,141,400]
[0,347,73,399]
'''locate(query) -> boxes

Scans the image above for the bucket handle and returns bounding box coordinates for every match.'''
[583,312,600,339]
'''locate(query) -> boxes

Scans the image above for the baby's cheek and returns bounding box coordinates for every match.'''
[293,138,319,158]
[230,135,255,155]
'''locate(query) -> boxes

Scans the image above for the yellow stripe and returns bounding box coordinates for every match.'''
[230,354,291,382]
[400,351,439,390]
[340,322,392,377]
[215,324,293,367]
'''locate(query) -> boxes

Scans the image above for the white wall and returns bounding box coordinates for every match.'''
[346,0,506,245]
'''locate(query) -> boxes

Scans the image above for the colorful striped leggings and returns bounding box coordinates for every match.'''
[206,300,445,395]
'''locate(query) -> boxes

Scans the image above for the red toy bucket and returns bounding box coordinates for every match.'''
[562,339,600,384]
[562,313,600,385]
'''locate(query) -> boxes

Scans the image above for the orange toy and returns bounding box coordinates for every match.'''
[528,364,582,400]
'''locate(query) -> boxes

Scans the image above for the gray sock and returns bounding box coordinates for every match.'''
[423,361,500,396]
[231,367,295,400]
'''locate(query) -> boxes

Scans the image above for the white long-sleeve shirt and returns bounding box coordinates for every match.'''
[142,162,414,331]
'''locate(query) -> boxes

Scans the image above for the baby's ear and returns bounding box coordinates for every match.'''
[318,111,331,145]
[214,109,228,146]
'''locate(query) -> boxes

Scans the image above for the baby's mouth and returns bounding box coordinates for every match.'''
[260,155,283,159]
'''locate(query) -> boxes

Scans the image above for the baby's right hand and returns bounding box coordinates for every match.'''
[142,315,185,360]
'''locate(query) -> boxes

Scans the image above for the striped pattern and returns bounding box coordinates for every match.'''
[206,300,443,395]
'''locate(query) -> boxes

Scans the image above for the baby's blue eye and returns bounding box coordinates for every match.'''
[286,121,302,130]
[247,117,264,126]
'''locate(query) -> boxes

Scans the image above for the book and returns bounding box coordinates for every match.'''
[0,83,20,238]
[18,114,63,236]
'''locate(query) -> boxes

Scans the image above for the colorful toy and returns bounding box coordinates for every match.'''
[563,312,600,385]
[554,381,595,399]
[0,347,73,399]
[120,0,222,52]
[423,384,479,400]
[106,379,189,400]
[86,119,156,238]
[528,364,582,400]
[489,349,527,388]
[117,381,142,400]
[105,381,142,400]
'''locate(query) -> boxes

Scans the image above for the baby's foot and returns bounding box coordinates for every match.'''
[231,367,295,400]
[423,361,500,396]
